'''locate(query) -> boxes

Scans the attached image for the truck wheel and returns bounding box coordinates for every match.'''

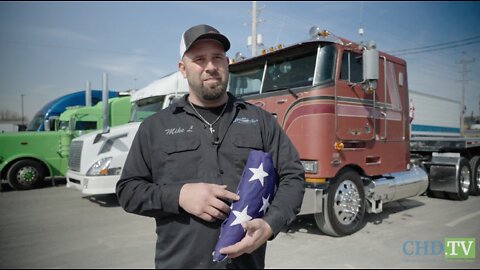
[426,189,446,199]
[469,156,480,196]
[314,169,365,236]
[7,159,46,190]
[447,157,470,201]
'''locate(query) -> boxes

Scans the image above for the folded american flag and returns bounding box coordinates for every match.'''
[212,150,276,262]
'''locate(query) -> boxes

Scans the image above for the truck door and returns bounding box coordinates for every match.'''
[377,58,406,141]
[335,51,377,141]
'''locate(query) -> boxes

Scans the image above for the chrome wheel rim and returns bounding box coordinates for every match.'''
[460,166,470,194]
[334,180,361,225]
[16,166,37,186]
[476,166,480,190]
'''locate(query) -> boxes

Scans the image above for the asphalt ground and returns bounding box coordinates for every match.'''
[0,180,479,268]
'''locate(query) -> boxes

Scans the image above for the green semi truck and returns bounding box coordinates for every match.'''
[0,96,131,190]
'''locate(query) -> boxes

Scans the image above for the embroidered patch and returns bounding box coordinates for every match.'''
[165,125,193,135]
[233,117,259,125]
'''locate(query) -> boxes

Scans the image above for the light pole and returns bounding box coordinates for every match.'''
[21,94,25,125]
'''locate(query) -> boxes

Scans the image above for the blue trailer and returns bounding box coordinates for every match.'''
[26,90,118,131]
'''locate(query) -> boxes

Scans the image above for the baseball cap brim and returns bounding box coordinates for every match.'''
[180,24,231,58]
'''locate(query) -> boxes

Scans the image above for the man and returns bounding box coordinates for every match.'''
[116,24,305,269]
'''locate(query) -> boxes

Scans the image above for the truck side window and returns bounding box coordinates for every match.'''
[340,52,363,83]
[228,68,263,96]
[76,121,97,130]
[314,45,336,85]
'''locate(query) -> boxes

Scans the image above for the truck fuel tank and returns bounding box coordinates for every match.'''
[365,165,429,213]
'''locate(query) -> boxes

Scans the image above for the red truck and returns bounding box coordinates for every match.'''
[228,27,480,236]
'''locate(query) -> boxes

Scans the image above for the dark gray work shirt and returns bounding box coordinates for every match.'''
[116,93,305,269]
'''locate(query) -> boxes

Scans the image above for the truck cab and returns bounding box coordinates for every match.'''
[0,94,130,190]
[228,27,429,236]
[66,71,188,195]
[26,90,118,132]
[58,96,131,137]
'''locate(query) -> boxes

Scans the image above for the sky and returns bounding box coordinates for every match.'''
[1,1,479,122]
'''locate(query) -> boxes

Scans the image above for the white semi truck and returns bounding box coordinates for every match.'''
[66,72,188,194]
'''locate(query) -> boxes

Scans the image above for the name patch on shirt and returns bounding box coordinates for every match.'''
[233,117,259,125]
[165,125,193,135]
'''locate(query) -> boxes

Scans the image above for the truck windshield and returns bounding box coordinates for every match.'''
[130,95,165,122]
[229,43,336,96]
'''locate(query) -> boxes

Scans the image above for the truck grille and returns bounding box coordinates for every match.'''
[69,141,83,172]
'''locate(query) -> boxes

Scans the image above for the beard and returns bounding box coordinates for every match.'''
[189,74,229,101]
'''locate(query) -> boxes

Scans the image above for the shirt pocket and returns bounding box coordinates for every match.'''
[231,135,264,177]
[162,138,201,154]
[154,137,202,183]
[232,135,263,151]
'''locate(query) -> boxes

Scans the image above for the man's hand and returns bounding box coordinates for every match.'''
[179,183,239,222]
[219,219,273,258]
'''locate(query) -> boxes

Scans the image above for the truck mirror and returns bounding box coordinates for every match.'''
[362,80,377,94]
[44,119,50,131]
[362,43,379,94]
[363,46,379,81]
[45,116,59,131]
[54,119,60,131]
[70,119,76,131]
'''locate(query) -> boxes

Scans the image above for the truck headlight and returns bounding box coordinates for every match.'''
[86,157,122,176]
[301,160,318,174]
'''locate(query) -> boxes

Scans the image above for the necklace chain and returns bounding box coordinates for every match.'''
[188,99,227,134]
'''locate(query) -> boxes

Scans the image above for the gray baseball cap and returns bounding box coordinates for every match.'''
[179,24,230,58]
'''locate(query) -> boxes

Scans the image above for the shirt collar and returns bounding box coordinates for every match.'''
[169,92,246,114]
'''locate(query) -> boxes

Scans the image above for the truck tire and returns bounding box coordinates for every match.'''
[426,189,446,199]
[314,169,365,236]
[7,159,46,190]
[447,157,470,201]
[469,156,480,196]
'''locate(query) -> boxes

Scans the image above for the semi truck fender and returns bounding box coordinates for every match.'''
[423,153,470,197]
[1,154,53,180]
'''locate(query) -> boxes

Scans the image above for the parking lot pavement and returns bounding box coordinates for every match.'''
[266,195,480,269]
[0,182,155,268]
[1,182,479,268]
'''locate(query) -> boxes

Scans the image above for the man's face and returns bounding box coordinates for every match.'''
[179,39,229,101]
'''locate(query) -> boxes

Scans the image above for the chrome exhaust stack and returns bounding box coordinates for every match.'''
[365,165,428,214]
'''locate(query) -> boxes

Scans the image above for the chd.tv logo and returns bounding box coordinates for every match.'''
[445,238,476,260]
[402,238,476,262]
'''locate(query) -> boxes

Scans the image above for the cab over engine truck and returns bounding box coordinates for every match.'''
[227,27,480,237]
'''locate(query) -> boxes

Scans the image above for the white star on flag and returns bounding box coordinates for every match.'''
[249,163,269,186]
[230,206,252,226]
[259,195,271,215]
[213,150,276,262]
